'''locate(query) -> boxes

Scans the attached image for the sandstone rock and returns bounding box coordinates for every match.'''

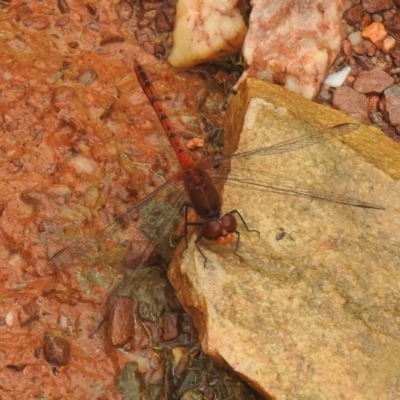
[240,0,353,100]
[169,78,400,399]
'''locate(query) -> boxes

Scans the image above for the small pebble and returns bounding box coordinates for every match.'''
[135,27,155,44]
[149,355,161,370]
[276,228,286,241]
[143,1,161,10]
[364,39,377,56]
[43,333,71,367]
[59,314,68,329]
[143,41,155,55]
[341,39,353,56]
[353,67,394,94]
[115,0,133,20]
[343,4,364,25]
[138,17,152,28]
[381,35,396,53]
[324,65,352,88]
[371,14,383,22]
[154,44,166,58]
[332,86,368,123]
[57,0,70,14]
[353,44,365,55]
[362,0,393,14]
[383,9,395,20]
[381,85,400,126]
[86,4,97,15]
[368,95,380,113]
[34,347,42,358]
[77,69,97,86]
[162,313,181,341]
[5,311,14,327]
[23,17,50,30]
[67,154,97,174]
[100,36,125,46]
[318,88,332,102]
[360,13,372,30]
[348,31,363,45]
[361,22,388,45]
[55,16,70,26]
[155,11,172,32]
[87,21,100,32]
[186,137,205,150]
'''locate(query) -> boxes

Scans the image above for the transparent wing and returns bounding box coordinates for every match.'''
[48,177,185,271]
[222,168,384,210]
[203,123,360,172]
[47,177,188,333]
[204,123,383,210]
[89,184,187,334]
[227,123,360,160]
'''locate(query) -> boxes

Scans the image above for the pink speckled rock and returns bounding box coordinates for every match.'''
[343,4,364,25]
[240,0,352,99]
[362,0,393,13]
[381,84,400,126]
[332,86,369,122]
[353,67,394,94]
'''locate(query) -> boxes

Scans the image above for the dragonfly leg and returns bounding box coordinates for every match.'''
[171,203,192,250]
[181,204,208,266]
[227,209,260,235]
[182,202,191,250]
[194,234,209,268]
[180,203,201,247]
[177,203,206,263]
[194,230,243,267]
[232,229,244,262]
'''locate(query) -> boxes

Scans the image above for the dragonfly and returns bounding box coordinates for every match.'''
[49,60,384,333]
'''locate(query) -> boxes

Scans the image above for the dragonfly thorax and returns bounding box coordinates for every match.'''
[201,213,237,243]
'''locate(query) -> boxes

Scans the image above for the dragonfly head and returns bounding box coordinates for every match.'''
[201,213,237,243]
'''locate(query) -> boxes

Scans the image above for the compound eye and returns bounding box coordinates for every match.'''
[202,220,222,240]
[221,214,237,233]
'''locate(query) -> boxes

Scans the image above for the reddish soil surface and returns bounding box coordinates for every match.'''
[0,1,233,399]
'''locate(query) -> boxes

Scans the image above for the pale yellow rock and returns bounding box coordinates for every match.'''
[168,0,247,68]
[169,78,400,399]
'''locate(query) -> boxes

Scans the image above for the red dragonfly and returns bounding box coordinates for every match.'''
[49,60,383,331]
